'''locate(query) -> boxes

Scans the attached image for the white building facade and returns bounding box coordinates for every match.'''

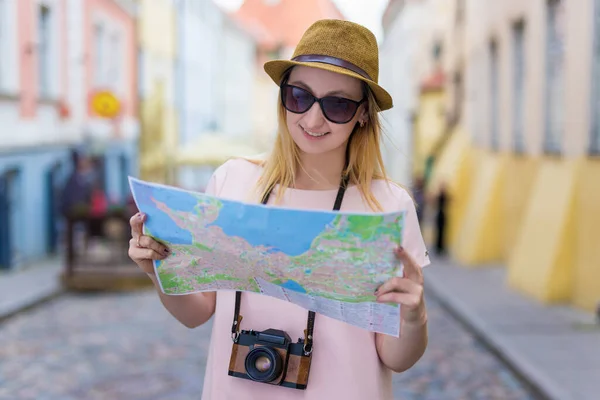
[379,0,429,186]
[175,0,257,191]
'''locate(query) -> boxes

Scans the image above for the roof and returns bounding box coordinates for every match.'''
[233,0,345,50]
[420,68,446,92]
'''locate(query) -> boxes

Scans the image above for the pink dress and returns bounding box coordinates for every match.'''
[200,159,430,400]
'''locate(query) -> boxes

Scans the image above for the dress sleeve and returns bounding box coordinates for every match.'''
[399,190,431,268]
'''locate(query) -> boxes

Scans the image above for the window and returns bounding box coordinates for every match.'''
[490,40,499,151]
[94,23,105,86]
[455,0,465,24]
[0,0,5,89]
[453,71,463,123]
[544,0,565,153]
[433,42,443,62]
[513,20,526,153]
[109,32,121,91]
[38,5,51,97]
[590,0,600,154]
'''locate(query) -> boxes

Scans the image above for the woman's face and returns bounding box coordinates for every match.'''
[284,66,367,156]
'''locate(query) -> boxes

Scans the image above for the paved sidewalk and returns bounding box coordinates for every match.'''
[0,257,64,320]
[424,257,600,400]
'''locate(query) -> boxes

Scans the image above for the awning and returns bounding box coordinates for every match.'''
[175,134,264,167]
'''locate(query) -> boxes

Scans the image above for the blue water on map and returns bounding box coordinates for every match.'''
[131,181,195,245]
[281,280,307,293]
[207,200,336,256]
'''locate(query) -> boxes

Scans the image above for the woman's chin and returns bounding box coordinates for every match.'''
[291,133,344,155]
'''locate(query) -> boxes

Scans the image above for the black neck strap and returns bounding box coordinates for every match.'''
[231,175,350,355]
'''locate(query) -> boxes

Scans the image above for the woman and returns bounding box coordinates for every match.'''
[128,19,431,400]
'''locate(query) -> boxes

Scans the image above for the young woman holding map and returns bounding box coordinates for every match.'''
[128,19,431,400]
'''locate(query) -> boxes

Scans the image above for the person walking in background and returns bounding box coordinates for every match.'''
[434,182,450,256]
[128,19,431,400]
[59,150,95,218]
[412,175,426,224]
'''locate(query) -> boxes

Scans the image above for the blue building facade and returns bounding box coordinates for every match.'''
[0,146,73,270]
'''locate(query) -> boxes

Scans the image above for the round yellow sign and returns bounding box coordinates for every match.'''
[91,90,121,118]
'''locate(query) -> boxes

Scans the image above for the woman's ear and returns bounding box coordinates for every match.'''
[359,107,368,124]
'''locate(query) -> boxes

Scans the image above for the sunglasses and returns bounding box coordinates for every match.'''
[280,84,366,124]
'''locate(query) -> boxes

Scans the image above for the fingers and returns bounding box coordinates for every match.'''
[375,276,421,297]
[129,237,170,256]
[138,235,170,256]
[128,240,166,261]
[375,276,424,308]
[130,212,145,240]
[394,246,423,284]
[376,291,420,307]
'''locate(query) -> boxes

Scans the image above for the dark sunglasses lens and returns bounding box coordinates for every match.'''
[282,86,314,113]
[321,97,359,123]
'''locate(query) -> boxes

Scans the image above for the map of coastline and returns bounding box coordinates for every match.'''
[129,177,407,335]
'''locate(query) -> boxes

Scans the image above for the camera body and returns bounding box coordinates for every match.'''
[228,328,312,390]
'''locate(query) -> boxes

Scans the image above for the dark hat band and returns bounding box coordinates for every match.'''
[292,54,372,81]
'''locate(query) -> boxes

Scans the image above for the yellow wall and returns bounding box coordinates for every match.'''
[503,156,540,259]
[573,159,600,311]
[137,0,176,59]
[413,90,446,177]
[428,126,473,247]
[453,150,507,265]
[508,159,578,302]
[137,0,177,184]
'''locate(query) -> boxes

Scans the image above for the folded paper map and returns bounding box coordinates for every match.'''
[129,177,406,336]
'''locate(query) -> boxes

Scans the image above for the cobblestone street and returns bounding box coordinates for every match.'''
[0,289,538,400]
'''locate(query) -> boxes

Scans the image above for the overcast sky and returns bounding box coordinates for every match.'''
[213,0,389,41]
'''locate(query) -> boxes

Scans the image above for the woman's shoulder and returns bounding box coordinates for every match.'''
[217,156,264,175]
[207,156,265,197]
[370,179,415,211]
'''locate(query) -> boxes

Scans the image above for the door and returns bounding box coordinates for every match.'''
[45,163,61,254]
[0,173,11,269]
[119,153,129,203]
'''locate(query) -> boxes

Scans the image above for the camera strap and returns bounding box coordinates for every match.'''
[231,174,350,355]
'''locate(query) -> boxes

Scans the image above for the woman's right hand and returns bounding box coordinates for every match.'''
[128,212,171,275]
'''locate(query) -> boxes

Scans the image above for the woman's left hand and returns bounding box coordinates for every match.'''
[375,247,427,325]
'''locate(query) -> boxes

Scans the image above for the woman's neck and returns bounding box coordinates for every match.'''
[294,147,346,190]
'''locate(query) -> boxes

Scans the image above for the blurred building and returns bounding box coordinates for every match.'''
[0,0,138,270]
[174,0,259,191]
[379,0,429,186]
[387,0,600,312]
[0,0,72,269]
[68,0,139,204]
[233,0,345,151]
[136,0,177,184]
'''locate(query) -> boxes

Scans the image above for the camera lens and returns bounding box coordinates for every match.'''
[244,347,283,383]
[254,356,272,372]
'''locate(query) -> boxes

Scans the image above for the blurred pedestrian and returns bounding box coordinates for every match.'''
[412,175,426,224]
[434,182,450,256]
[59,150,95,218]
[128,19,430,399]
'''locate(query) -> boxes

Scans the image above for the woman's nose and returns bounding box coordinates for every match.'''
[302,101,326,127]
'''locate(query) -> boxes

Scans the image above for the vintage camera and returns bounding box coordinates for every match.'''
[228,328,312,390]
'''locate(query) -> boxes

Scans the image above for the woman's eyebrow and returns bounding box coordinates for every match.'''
[288,80,354,98]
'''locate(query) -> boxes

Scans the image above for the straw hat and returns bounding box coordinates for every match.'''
[264,19,393,111]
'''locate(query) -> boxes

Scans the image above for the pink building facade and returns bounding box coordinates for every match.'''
[0,0,138,269]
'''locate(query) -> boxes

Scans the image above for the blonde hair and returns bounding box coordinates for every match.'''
[250,76,390,212]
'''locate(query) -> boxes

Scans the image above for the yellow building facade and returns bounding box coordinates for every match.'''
[136,0,178,184]
[412,0,600,312]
